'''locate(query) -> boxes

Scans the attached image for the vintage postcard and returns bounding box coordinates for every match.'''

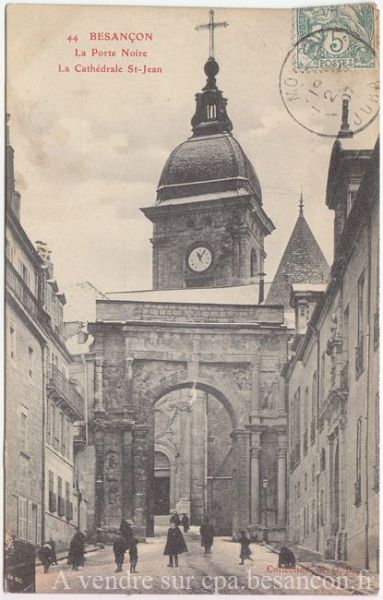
[4,2,380,595]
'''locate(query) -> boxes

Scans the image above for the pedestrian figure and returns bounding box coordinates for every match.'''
[129,538,139,573]
[119,518,133,547]
[163,522,188,567]
[200,520,214,555]
[113,534,126,573]
[239,530,253,565]
[181,513,190,533]
[38,543,52,573]
[48,538,58,565]
[278,546,296,568]
[68,531,85,571]
[170,512,181,526]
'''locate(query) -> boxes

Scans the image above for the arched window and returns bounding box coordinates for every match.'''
[250,249,257,278]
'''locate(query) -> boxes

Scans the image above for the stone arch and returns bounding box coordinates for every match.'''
[151,380,238,430]
[151,379,237,531]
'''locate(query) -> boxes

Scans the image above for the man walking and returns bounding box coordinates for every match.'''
[200,519,214,555]
[163,522,188,567]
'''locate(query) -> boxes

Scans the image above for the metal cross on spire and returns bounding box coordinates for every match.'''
[299,191,304,215]
[195,9,228,59]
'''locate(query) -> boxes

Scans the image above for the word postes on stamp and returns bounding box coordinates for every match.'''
[295,4,376,70]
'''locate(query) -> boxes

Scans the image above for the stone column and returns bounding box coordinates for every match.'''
[133,424,150,537]
[191,389,207,523]
[328,435,335,533]
[231,428,251,534]
[277,448,287,526]
[250,446,261,524]
[124,355,134,411]
[339,416,347,531]
[94,358,104,413]
[177,390,192,515]
[94,416,105,529]
[122,429,133,519]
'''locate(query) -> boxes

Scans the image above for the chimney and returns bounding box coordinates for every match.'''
[35,240,54,277]
[5,114,21,220]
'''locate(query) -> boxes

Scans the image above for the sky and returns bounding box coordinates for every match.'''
[6,4,379,294]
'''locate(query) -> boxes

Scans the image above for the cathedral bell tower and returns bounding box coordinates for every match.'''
[141,34,274,290]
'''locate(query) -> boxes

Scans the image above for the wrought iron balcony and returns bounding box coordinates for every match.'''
[47,364,84,420]
[6,259,49,329]
[355,344,364,379]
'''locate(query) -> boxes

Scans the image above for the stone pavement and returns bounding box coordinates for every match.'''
[36,527,354,595]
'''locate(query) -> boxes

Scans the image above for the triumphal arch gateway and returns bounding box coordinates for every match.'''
[88,53,289,539]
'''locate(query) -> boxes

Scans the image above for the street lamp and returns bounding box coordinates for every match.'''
[262,478,268,543]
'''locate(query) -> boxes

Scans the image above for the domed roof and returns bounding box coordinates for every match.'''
[157,132,262,204]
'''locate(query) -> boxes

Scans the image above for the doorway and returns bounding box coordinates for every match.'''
[154,451,170,516]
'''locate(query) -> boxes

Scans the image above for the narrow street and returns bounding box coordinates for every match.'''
[37,528,352,595]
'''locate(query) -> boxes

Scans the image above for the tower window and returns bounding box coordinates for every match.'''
[347,177,361,216]
[207,104,217,120]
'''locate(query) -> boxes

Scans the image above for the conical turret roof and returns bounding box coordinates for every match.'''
[266,200,330,308]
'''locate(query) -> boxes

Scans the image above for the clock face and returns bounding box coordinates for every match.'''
[187,246,213,273]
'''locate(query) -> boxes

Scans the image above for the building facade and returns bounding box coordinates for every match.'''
[5,116,88,551]
[286,130,379,571]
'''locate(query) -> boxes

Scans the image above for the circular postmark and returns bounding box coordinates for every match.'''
[279,27,379,137]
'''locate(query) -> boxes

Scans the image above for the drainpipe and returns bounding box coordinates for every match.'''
[41,344,47,544]
[75,337,89,533]
[81,352,88,446]
[364,207,372,570]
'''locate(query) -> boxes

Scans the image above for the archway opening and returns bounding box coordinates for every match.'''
[154,451,170,516]
[154,385,234,535]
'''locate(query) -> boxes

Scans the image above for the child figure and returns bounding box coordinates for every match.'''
[113,534,126,573]
[129,538,139,573]
[239,530,253,565]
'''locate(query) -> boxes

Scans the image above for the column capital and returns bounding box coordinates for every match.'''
[94,409,106,422]
[133,423,150,435]
[277,447,288,459]
[250,447,261,459]
[230,428,251,441]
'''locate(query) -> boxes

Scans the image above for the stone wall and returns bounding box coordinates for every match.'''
[5,303,44,545]
[96,299,284,324]
[148,199,265,289]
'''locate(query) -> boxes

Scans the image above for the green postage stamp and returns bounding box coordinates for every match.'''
[295,4,376,70]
